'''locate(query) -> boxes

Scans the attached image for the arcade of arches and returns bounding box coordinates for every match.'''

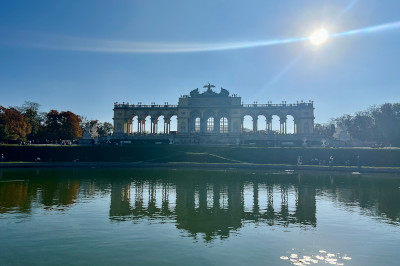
[113,84,314,139]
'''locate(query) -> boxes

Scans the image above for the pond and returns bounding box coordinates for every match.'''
[0,168,399,265]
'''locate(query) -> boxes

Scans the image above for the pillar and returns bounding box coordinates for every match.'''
[200,117,207,133]
[150,118,155,134]
[253,116,258,133]
[214,117,219,133]
[280,117,287,134]
[163,117,167,134]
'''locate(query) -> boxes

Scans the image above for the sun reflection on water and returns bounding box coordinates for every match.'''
[280,249,352,265]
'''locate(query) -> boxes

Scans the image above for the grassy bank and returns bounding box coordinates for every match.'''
[1,144,399,167]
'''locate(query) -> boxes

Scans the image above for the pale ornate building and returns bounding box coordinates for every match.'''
[113,84,314,143]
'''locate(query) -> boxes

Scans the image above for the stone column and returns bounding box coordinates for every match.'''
[200,117,207,133]
[280,117,287,134]
[163,117,167,134]
[150,118,155,134]
[253,116,258,133]
[266,116,272,133]
[214,117,219,133]
[139,120,142,134]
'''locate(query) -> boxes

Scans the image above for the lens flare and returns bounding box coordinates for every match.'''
[3,21,400,53]
[309,29,329,45]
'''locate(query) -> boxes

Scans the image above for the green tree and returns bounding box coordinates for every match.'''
[97,122,113,136]
[20,101,42,141]
[314,123,335,137]
[371,103,400,145]
[333,103,400,146]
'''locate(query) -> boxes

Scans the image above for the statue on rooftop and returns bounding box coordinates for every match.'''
[190,88,200,97]
[203,82,216,92]
[220,87,229,97]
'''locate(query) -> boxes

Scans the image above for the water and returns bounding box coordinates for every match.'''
[0,168,399,265]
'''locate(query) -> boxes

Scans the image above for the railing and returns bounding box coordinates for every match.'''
[114,104,178,108]
[243,102,313,108]
[114,102,312,108]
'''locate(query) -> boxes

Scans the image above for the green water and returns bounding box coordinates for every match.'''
[0,168,399,265]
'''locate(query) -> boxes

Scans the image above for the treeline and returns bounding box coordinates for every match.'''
[314,103,400,146]
[0,101,112,143]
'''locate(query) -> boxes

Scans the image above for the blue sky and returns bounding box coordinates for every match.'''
[1,0,400,124]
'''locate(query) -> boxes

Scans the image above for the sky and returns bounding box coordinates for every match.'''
[1,0,400,124]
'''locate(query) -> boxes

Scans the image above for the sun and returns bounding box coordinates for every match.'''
[309,29,329,45]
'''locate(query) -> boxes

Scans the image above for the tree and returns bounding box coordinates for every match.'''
[43,110,83,141]
[0,106,31,141]
[20,101,42,141]
[332,103,400,146]
[97,122,113,136]
[371,103,400,145]
[314,123,335,137]
[60,111,83,140]
[44,110,62,141]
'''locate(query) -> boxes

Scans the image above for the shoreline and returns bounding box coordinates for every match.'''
[1,161,400,174]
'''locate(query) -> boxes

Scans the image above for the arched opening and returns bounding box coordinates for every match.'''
[127,115,133,135]
[257,115,267,133]
[271,115,281,134]
[242,115,253,133]
[169,115,177,134]
[128,115,140,135]
[195,117,201,132]
[286,115,295,134]
[207,117,214,132]
[157,115,165,134]
[143,115,151,134]
[220,117,228,133]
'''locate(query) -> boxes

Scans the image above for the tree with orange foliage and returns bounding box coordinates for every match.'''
[43,110,82,141]
[0,106,31,142]
[60,111,83,140]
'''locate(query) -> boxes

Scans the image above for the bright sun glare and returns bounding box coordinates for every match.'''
[309,29,329,45]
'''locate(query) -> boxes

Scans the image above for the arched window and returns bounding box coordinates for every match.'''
[195,117,200,132]
[207,117,214,132]
[242,115,253,133]
[286,115,295,134]
[220,117,228,133]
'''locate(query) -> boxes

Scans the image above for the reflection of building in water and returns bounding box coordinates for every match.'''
[174,179,243,241]
[295,183,317,225]
[109,175,317,240]
[1,170,398,242]
[110,179,175,219]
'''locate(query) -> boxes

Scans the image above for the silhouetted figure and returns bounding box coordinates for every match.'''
[297,156,302,165]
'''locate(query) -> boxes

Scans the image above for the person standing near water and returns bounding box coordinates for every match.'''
[329,156,334,167]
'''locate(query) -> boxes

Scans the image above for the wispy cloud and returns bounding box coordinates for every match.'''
[1,20,400,54]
